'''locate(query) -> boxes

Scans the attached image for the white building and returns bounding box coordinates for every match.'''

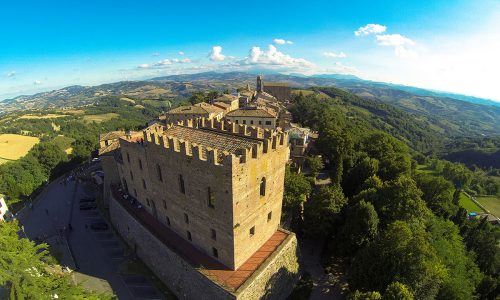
[0,195,9,221]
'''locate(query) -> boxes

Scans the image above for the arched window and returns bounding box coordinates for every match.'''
[260,177,266,196]
[179,174,185,194]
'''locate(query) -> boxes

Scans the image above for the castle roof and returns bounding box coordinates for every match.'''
[226,107,277,118]
[99,130,126,142]
[167,103,223,115]
[164,125,260,155]
[214,94,238,103]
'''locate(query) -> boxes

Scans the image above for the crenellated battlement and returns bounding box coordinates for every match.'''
[118,117,288,168]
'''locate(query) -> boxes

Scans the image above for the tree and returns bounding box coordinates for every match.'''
[205,90,219,102]
[189,91,205,105]
[348,290,382,300]
[415,174,457,218]
[305,155,324,178]
[343,156,379,197]
[349,221,446,300]
[283,167,313,223]
[384,282,413,300]
[338,200,379,254]
[317,125,353,185]
[0,221,111,299]
[303,185,346,238]
[462,217,500,276]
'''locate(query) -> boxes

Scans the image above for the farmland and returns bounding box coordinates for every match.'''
[82,113,120,123]
[0,134,40,163]
[458,192,484,213]
[476,195,500,218]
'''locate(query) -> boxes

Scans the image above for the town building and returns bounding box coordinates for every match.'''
[165,102,224,123]
[99,118,299,299]
[225,107,278,129]
[212,93,240,111]
[0,194,11,221]
[264,83,291,102]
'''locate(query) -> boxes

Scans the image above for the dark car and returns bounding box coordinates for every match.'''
[79,203,97,210]
[79,197,96,203]
[90,221,108,231]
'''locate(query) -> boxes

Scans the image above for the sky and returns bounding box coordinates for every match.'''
[1,0,500,102]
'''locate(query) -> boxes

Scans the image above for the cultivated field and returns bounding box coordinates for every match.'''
[476,196,500,218]
[459,192,484,213]
[0,134,40,162]
[82,113,120,123]
[19,114,69,119]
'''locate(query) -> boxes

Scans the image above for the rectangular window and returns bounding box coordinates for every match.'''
[249,226,255,236]
[187,231,192,241]
[166,217,171,226]
[126,153,130,163]
[268,211,272,221]
[134,189,137,197]
[265,121,272,125]
[163,200,167,209]
[235,120,239,124]
[212,247,218,258]
[156,165,163,182]
[259,121,262,125]
[130,171,134,180]
[243,120,246,124]
[184,213,189,224]
[179,175,185,194]
[250,120,254,125]
[142,179,147,189]
[211,229,217,240]
[138,159,143,170]
[208,187,215,208]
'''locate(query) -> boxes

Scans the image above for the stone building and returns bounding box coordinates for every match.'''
[264,83,291,102]
[165,102,224,123]
[212,94,240,112]
[225,107,278,129]
[99,118,299,299]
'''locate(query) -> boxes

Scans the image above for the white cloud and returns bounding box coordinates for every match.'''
[179,51,185,55]
[6,71,16,77]
[323,51,347,58]
[241,45,315,71]
[138,64,150,69]
[209,46,225,61]
[355,24,387,36]
[376,34,417,58]
[156,59,172,66]
[33,80,42,85]
[273,38,293,45]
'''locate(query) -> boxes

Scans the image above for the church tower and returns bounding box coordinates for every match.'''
[256,75,264,93]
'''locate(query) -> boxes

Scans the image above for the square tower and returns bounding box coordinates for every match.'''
[115,118,289,270]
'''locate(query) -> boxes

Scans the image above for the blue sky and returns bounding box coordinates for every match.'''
[1,0,500,101]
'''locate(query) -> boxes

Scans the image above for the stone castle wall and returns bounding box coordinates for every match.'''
[109,193,300,300]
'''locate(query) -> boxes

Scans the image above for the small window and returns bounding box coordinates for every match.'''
[235,120,239,124]
[259,121,262,125]
[163,200,167,209]
[212,247,218,258]
[146,198,150,206]
[208,187,215,208]
[179,175,185,194]
[142,179,147,190]
[250,120,254,125]
[187,231,192,241]
[126,153,130,163]
[122,178,128,193]
[184,213,189,224]
[156,164,163,182]
[267,211,272,222]
[250,226,255,236]
[243,120,246,124]
[211,229,217,240]
[138,159,143,170]
[265,121,272,125]
[166,217,171,226]
[130,171,134,180]
[134,189,137,197]
[260,178,266,196]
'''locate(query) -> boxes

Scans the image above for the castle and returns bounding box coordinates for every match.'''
[99,116,299,299]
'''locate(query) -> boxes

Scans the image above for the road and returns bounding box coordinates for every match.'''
[18,166,165,300]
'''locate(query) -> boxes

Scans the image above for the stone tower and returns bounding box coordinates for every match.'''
[256,75,264,93]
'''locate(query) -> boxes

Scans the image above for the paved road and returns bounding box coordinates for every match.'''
[18,167,165,300]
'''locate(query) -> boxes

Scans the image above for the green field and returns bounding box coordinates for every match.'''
[415,164,439,176]
[459,192,484,213]
[476,196,500,218]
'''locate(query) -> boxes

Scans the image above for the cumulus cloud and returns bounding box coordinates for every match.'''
[156,59,172,65]
[323,51,347,58]
[376,34,417,58]
[354,24,387,36]
[241,45,315,71]
[33,80,42,85]
[273,38,293,45]
[6,71,16,77]
[209,46,225,61]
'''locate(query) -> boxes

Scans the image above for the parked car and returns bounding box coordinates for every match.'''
[90,221,108,231]
[79,203,97,210]
[79,197,96,203]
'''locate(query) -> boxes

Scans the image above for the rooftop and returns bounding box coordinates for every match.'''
[164,125,261,154]
[167,103,223,115]
[112,186,290,292]
[226,107,277,118]
[214,94,239,103]
[99,130,125,142]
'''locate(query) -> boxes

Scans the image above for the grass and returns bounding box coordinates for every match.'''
[476,195,500,218]
[0,134,40,160]
[415,164,439,176]
[0,158,11,165]
[82,113,120,123]
[53,135,74,154]
[459,192,485,213]
[19,114,69,119]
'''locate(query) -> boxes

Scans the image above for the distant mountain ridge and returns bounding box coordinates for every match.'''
[1,71,499,137]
